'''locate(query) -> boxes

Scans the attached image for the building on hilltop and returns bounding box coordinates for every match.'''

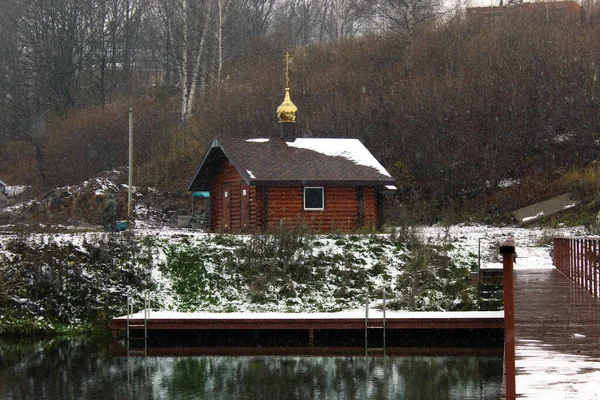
[187,54,396,233]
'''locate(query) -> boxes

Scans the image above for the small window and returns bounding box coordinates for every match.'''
[304,187,324,210]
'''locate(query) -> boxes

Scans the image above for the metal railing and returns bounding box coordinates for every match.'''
[126,290,151,356]
[553,237,599,298]
[364,288,387,356]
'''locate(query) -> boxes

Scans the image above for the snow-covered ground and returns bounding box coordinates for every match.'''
[419,224,587,270]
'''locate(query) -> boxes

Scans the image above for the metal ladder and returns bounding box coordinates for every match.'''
[126,290,150,357]
[364,288,387,356]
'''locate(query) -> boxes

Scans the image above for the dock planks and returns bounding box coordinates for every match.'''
[515,268,600,397]
[515,268,600,357]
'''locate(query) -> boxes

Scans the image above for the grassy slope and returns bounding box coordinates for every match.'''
[0,229,480,335]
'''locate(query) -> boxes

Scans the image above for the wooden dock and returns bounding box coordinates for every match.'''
[515,268,600,397]
[110,310,504,348]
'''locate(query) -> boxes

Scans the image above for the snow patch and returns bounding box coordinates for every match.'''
[2,185,27,197]
[246,138,270,143]
[522,212,546,223]
[498,179,520,188]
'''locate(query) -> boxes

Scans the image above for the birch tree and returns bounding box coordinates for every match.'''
[159,0,216,124]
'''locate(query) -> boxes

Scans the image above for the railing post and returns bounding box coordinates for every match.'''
[580,239,584,288]
[569,239,577,282]
[564,239,568,277]
[575,239,579,285]
[587,240,591,293]
[572,239,575,281]
[592,239,598,297]
[559,238,567,276]
[584,240,588,291]
[553,238,563,276]
[580,239,584,287]
[500,238,516,400]
[584,239,587,288]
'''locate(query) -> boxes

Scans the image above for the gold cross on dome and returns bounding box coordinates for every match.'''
[283,52,293,88]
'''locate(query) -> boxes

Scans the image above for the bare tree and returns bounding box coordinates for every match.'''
[243,0,277,37]
[323,0,372,42]
[158,0,216,123]
[275,0,327,45]
[374,0,443,35]
[216,0,234,85]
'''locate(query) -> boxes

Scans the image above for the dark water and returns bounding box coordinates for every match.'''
[0,338,503,399]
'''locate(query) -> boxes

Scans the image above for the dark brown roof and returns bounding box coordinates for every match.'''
[187,137,396,191]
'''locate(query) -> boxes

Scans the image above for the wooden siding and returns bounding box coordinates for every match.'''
[211,162,243,232]
[363,186,377,228]
[261,186,378,232]
[210,163,379,232]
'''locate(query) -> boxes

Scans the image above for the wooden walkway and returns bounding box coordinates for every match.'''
[514,268,600,398]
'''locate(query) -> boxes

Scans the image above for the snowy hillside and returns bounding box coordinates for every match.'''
[0,219,587,335]
[0,170,187,228]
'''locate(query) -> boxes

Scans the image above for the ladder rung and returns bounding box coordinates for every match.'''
[128,324,146,327]
[366,348,386,353]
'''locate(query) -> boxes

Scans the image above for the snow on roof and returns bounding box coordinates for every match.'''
[287,138,392,177]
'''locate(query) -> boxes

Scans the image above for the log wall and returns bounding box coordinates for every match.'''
[257,186,378,232]
[210,162,379,233]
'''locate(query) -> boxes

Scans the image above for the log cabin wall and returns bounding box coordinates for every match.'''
[363,186,377,228]
[260,186,378,232]
[210,162,379,233]
[210,162,245,232]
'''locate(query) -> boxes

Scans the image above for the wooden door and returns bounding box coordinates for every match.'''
[240,182,250,231]
[222,183,231,232]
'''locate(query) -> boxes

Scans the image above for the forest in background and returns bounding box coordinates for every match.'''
[2,0,600,223]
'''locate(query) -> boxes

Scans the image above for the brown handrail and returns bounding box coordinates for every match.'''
[553,237,600,298]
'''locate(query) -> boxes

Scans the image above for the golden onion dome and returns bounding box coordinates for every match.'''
[277,88,298,123]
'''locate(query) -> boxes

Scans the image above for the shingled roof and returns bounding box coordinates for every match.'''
[188,137,396,192]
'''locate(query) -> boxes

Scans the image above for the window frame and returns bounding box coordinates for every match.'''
[303,186,325,211]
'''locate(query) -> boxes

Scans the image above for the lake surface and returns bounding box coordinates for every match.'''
[0,337,503,399]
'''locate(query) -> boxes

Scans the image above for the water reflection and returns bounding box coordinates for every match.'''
[0,338,502,399]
